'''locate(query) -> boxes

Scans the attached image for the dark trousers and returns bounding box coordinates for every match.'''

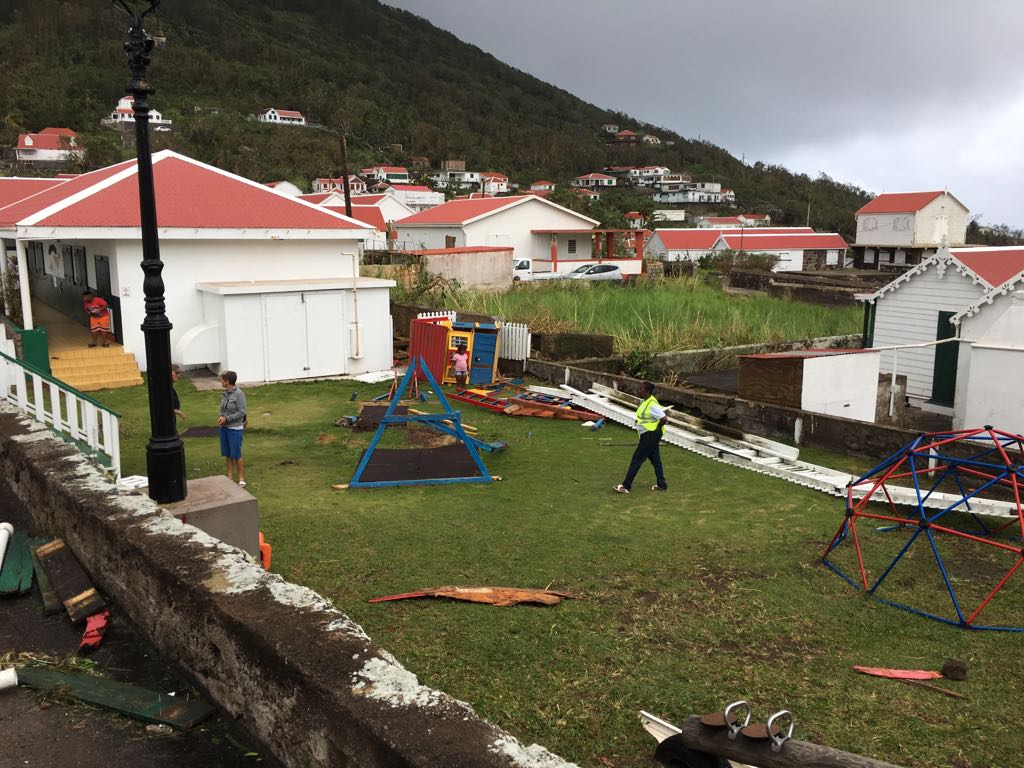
[622,428,666,490]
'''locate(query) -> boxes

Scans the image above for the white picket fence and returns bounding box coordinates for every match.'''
[498,322,531,361]
[0,341,121,478]
[416,311,532,362]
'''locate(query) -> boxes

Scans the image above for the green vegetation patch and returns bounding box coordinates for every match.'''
[96,376,1023,768]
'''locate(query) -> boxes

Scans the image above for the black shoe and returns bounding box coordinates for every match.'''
[651,485,667,491]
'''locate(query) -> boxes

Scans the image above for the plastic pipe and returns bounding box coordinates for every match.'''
[0,522,12,573]
[0,667,17,692]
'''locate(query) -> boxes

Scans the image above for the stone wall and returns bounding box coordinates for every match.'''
[649,335,862,377]
[531,332,615,361]
[525,358,917,460]
[0,409,573,768]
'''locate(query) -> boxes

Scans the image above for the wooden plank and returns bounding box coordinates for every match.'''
[34,539,105,623]
[17,667,215,730]
[0,530,31,596]
[30,543,63,614]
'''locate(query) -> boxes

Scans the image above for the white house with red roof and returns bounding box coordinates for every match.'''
[480,173,509,195]
[646,227,815,263]
[739,213,772,227]
[0,150,395,384]
[16,128,81,163]
[614,129,640,143]
[696,216,744,228]
[258,108,307,127]
[394,195,599,269]
[853,190,969,269]
[571,173,617,189]
[947,254,1024,432]
[576,188,602,201]
[859,245,1024,411]
[529,180,556,192]
[312,176,367,195]
[712,231,849,272]
[103,96,172,129]
[360,165,411,184]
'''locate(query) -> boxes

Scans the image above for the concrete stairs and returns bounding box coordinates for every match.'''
[48,346,144,392]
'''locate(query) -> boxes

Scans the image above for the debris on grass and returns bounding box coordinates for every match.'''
[369,585,575,606]
[852,665,942,681]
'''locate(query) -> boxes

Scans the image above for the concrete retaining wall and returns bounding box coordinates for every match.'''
[649,335,862,377]
[0,408,574,768]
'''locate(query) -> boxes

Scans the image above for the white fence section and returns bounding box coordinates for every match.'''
[498,322,531,361]
[0,347,121,478]
[416,310,457,322]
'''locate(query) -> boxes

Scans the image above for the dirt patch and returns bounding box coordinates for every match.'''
[405,424,456,448]
[314,433,336,445]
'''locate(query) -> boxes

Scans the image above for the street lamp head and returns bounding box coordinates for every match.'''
[112,0,161,19]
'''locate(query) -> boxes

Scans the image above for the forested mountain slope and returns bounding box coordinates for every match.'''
[0,0,871,234]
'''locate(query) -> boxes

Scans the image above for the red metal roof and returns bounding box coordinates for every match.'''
[40,127,77,137]
[397,196,527,225]
[17,132,76,150]
[325,205,386,232]
[743,213,769,220]
[350,193,389,205]
[0,178,67,209]
[389,184,432,192]
[856,191,944,215]
[362,166,408,174]
[299,192,341,204]
[531,180,554,187]
[3,152,366,230]
[268,108,304,118]
[653,229,722,250]
[575,173,615,180]
[950,247,1024,289]
[720,232,848,250]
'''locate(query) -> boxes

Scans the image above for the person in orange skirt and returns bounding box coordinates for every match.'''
[82,290,113,347]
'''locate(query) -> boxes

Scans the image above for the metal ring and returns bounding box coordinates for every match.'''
[767,710,794,752]
[724,700,751,741]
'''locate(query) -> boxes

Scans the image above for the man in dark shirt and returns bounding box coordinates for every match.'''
[171,364,185,422]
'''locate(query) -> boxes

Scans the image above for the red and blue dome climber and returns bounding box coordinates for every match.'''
[822,427,1024,631]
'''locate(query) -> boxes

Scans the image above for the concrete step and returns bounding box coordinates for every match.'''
[70,375,144,392]
[49,347,137,362]
[52,361,142,378]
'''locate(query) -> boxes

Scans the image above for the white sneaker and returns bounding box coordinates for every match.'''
[614,484,629,494]
[238,480,247,488]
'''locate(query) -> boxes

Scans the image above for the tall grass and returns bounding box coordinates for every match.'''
[453,278,862,354]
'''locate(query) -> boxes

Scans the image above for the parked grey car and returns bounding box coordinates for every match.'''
[565,263,623,281]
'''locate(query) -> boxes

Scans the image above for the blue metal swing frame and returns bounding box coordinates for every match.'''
[348,357,493,489]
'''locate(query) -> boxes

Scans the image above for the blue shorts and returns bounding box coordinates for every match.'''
[220,427,243,459]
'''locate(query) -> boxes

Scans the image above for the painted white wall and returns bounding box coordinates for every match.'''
[801,353,880,423]
[855,213,915,247]
[110,238,363,372]
[960,347,1024,433]
[915,194,968,247]
[463,201,595,262]
[871,263,985,402]
[422,249,514,290]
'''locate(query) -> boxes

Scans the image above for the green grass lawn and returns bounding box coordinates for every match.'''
[451,279,862,354]
[98,377,1021,768]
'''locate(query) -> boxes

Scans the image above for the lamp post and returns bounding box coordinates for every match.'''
[115,0,186,503]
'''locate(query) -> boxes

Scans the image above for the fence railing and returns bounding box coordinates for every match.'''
[0,343,121,478]
[498,322,531,361]
[417,310,457,322]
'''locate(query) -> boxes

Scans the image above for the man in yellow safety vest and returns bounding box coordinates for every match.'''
[615,380,668,494]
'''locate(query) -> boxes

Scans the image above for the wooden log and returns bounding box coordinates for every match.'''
[34,539,106,623]
[673,715,907,768]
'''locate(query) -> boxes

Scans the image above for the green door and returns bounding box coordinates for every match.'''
[930,311,959,406]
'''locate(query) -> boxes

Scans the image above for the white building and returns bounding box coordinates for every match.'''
[601,123,619,134]
[0,150,395,384]
[646,227,815,262]
[385,184,444,212]
[360,166,411,184]
[860,246,1024,411]
[265,180,303,197]
[571,173,617,189]
[16,128,81,163]
[258,108,307,127]
[642,134,661,144]
[480,173,510,195]
[103,96,172,129]
[712,231,848,272]
[530,180,556,192]
[394,195,599,269]
[349,193,415,224]
[429,169,482,190]
[312,176,367,195]
[853,191,969,269]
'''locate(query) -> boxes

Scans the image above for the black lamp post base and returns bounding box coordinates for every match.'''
[146,437,187,503]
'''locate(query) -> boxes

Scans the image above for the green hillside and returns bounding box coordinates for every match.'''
[0,0,871,235]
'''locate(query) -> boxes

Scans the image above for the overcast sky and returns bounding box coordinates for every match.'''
[386,0,1024,227]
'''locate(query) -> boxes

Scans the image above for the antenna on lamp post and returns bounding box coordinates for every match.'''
[114,0,187,503]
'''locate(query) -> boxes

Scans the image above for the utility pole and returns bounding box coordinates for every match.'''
[339,135,353,218]
[806,197,812,227]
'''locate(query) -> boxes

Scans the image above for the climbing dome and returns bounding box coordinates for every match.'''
[823,428,1024,631]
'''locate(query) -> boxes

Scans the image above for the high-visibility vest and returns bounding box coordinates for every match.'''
[635,395,662,432]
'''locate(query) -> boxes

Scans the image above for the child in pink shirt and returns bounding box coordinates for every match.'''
[451,344,469,388]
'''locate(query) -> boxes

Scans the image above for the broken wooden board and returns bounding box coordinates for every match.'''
[30,544,62,614]
[0,530,32,596]
[369,585,575,606]
[17,667,215,730]
[34,539,106,623]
